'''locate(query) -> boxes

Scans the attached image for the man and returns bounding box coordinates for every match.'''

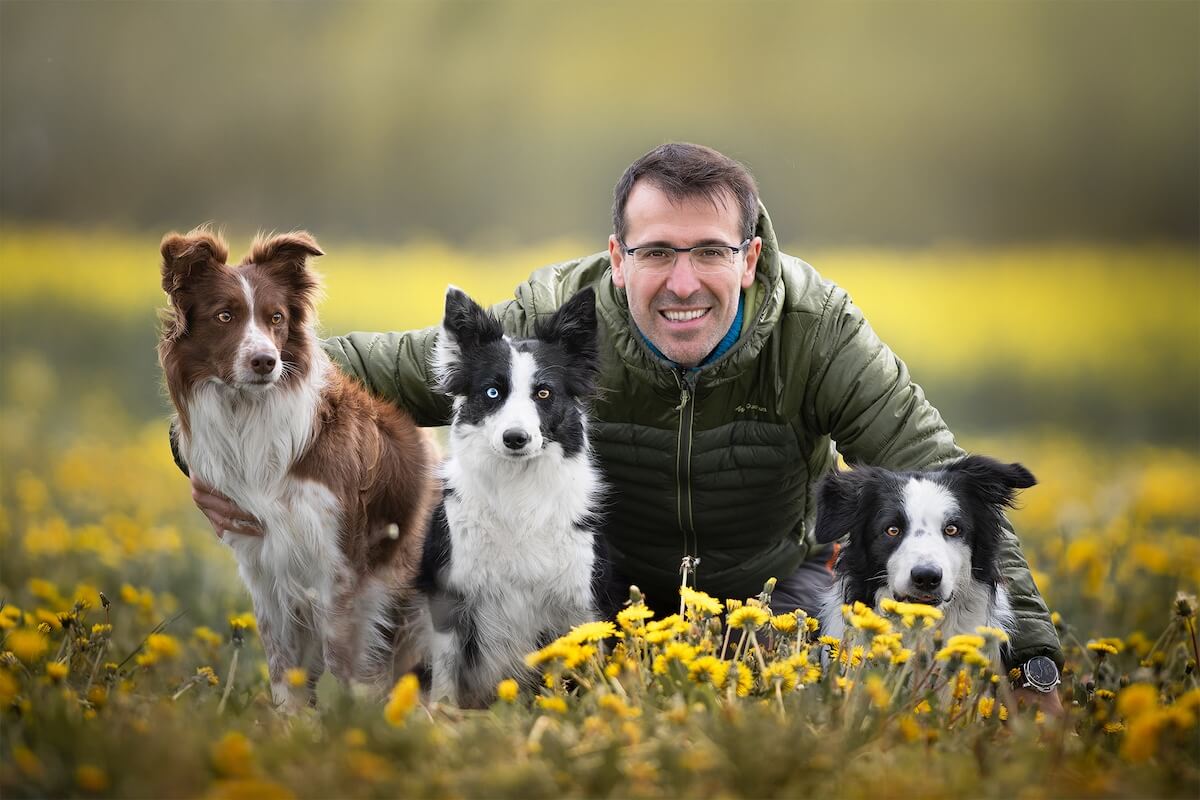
[186,142,1063,708]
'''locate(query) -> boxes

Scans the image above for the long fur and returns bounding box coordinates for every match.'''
[814,455,1036,661]
[419,287,610,708]
[158,227,436,710]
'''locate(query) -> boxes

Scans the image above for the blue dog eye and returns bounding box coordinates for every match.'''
[485,387,500,399]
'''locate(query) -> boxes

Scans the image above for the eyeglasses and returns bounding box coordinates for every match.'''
[620,238,752,274]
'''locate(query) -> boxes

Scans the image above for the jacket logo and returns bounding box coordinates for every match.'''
[735,403,769,414]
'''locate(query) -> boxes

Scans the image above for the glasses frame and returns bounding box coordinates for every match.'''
[619,238,753,273]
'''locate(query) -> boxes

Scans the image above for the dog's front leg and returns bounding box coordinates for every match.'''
[323,571,364,686]
[258,607,318,713]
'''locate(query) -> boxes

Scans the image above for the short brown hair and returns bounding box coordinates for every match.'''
[612,142,760,242]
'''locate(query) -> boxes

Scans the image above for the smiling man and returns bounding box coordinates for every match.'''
[183,142,1063,708]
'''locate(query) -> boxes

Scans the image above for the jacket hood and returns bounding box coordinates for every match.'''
[596,202,786,389]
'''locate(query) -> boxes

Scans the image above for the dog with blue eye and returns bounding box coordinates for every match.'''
[416,286,611,708]
[814,455,1037,656]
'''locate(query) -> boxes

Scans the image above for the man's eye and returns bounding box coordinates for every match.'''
[485,387,500,399]
[536,388,551,400]
[885,526,901,537]
[271,312,284,325]
[696,248,724,259]
[217,311,233,323]
[643,249,671,260]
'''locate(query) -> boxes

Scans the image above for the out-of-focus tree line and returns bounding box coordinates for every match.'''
[2,0,1196,247]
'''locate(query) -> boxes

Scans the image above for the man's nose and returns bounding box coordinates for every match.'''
[664,254,703,298]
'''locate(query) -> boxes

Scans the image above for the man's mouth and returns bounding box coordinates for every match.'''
[660,308,710,323]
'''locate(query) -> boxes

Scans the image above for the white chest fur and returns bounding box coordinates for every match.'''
[180,369,348,624]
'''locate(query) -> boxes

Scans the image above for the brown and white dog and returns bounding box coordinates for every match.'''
[158,227,435,710]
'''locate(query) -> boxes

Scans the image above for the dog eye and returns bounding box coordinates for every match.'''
[536,388,551,400]
[885,526,901,537]
[271,312,284,325]
[485,387,500,399]
[944,524,960,536]
[216,311,233,323]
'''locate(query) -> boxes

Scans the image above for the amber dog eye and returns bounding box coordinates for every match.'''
[944,525,960,536]
[885,526,901,537]
[536,388,551,400]
[217,311,233,323]
[271,312,284,324]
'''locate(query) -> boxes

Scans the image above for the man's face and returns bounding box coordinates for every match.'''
[609,182,761,368]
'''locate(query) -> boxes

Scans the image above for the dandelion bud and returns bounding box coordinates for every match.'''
[627,586,643,604]
[1173,591,1196,619]
[385,523,400,540]
[99,592,111,609]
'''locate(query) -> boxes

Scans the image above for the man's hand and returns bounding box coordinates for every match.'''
[1013,686,1065,717]
[190,477,264,540]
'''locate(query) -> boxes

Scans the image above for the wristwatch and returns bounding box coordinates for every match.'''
[1018,655,1061,693]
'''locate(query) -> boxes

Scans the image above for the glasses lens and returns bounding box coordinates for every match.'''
[691,246,736,273]
[631,248,675,271]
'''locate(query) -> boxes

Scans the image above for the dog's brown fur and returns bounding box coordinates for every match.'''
[158,227,435,706]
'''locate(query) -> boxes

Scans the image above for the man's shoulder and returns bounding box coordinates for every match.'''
[515,252,612,314]
[775,251,843,320]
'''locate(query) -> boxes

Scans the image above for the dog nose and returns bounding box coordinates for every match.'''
[910,565,943,592]
[502,429,530,450]
[250,353,277,375]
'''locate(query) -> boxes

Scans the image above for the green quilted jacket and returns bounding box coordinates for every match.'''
[322,205,1062,666]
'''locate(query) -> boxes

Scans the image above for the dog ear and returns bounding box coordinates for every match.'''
[942,455,1037,509]
[160,227,228,296]
[248,231,323,269]
[813,469,867,544]
[433,286,504,392]
[536,287,598,357]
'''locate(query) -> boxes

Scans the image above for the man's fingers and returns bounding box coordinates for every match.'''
[189,478,264,536]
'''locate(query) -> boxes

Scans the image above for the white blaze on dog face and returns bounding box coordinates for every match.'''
[233,274,283,386]
[887,478,971,604]
[485,346,545,457]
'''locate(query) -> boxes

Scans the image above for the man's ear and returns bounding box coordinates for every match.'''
[609,235,627,289]
[433,286,504,393]
[160,227,228,296]
[740,236,762,289]
[813,469,867,544]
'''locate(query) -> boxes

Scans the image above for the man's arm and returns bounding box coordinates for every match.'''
[803,283,1063,668]
[320,326,451,427]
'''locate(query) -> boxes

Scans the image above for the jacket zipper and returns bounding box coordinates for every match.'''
[673,369,699,588]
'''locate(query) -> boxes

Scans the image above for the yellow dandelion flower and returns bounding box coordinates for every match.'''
[535,695,568,714]
[999,703,1008,721]
[1087,641,1119,655]
[1095,689,1116,701]
[566,620,618,643]
[727,606,769,630]
[193,626,223,648]
[343,728,367,748]
[977,696,996,718]
[0,670,19,706]
[975,626,1009,643]
[1116,684,1158,718]
[834,675,855,693]
[7,629,48,663]
[0,606,23,630]
[646,614,687,633]
[770,613,798,634]
[1103,721,1126,734]
[75,765,109,793]
[1050,611,1063,627]
[732,662,753,697]
[914,699,932,715]
[211,732,256,778]
[898,715,922,742]
[13,747,45,780]
[90,623,112,637]
[604,662,621,679]
[762,662,798,692]
[496,678,519,703]
[952,669,972,701]
[890,649,913,666]
[945,634,986,650]
[285,668,306,688]
[616,604,655,632]
[800,665,822,685]
[805,616,820,633]
[818,635,841,648]
[846,602,893,635]
[45,661,69,682]
[865,675,891,709]
[688,655,730,689]
[598,693,639,718]
[146,633,181,660]
[680,587,724,617]
[384,674,420,725]
[652,641,698,674]
[197,666,219,686]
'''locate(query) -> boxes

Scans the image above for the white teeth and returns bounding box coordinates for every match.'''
[662,309,708,322]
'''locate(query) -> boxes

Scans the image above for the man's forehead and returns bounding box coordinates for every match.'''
[624,182,742,243]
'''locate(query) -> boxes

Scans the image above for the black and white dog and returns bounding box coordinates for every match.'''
[418,286,610,708]
[814,455,1037,648]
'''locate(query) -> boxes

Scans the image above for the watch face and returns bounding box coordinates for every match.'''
[1026,656,1058,686]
